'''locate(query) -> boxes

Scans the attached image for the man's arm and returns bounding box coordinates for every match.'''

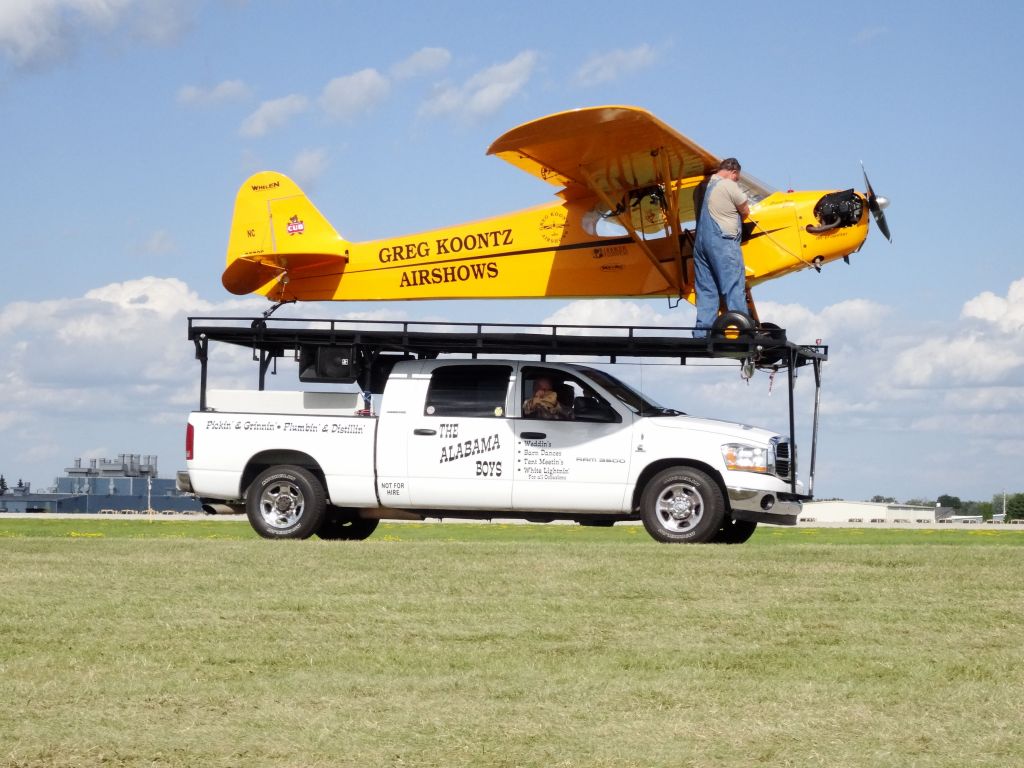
[725,179,750,221]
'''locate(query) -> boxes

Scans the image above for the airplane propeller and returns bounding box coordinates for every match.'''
[861,163,891,242]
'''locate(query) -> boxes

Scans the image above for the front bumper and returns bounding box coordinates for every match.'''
[727,486,803,526]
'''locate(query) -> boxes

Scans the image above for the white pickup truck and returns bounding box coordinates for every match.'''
[179,318,824,544]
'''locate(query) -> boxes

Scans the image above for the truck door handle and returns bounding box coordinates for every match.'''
[413,428,436,436]
[520,431,547,439]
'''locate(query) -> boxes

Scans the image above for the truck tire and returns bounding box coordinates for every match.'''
[246,465,326,539]
[316,507,380,541]
[712,518,758,544]
[640,467,725,543]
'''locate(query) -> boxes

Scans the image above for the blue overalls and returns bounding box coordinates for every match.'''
[692,177,747,338]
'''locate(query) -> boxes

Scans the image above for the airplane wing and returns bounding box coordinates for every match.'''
[488,105,774,297]
[487,105,773,219]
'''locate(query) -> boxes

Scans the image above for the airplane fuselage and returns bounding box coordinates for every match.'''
[244,187,870,304]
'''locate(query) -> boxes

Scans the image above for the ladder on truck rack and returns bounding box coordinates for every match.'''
[186,316,828,497]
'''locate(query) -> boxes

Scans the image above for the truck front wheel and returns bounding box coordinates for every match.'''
[640,467,725,543]
[246,465,326,539]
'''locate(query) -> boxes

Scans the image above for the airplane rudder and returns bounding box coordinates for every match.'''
[226,171,347,263]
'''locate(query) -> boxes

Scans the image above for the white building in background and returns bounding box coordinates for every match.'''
[799,500,953,524]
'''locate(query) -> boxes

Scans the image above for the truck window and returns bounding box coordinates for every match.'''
[572,365,668,416]
[424,365,512,418]
[521,367,622,423]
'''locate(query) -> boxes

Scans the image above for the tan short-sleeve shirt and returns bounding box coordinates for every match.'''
[707,178,748,237]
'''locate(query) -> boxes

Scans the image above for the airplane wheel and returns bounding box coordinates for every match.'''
[712,311,754,340]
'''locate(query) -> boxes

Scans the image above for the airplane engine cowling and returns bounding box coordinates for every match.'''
[806,189,864,233]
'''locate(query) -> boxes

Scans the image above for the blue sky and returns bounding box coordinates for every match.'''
[1,1,1022,502]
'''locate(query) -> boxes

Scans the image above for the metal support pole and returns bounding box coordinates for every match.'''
[808,358,823,499]
[788,348,797,495]
[195,335,209,411]
[258,349,272,391]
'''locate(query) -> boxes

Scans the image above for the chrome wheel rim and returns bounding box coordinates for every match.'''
[654,481,704,534]
[258,479,305,529]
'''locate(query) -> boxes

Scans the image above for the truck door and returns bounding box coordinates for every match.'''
[512,365,633,513]
[404,363,516,509]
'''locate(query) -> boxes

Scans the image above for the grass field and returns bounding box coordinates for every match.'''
[1,520,1021,767]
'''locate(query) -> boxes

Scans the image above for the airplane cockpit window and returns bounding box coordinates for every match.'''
[737,173,774,205]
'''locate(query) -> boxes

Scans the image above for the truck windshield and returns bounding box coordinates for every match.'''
[571,366,682,416]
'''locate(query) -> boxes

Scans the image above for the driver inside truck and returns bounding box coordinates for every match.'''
[523,376,573,420]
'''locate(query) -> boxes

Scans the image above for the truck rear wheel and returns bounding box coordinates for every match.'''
[640,467,725,543]
[316,507,379,541]
[246,465,326,539]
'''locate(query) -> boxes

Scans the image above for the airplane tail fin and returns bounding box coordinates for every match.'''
[223,172,349,297]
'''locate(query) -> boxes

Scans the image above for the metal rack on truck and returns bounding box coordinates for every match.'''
[186,316,827,502]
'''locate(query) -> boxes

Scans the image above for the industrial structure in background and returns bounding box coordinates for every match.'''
[798,500,1009,525]
[0,454,200,514]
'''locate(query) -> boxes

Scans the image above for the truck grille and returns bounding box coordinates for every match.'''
[772,437,794,481]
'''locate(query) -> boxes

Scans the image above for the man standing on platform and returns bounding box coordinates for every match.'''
[692,157,750,338]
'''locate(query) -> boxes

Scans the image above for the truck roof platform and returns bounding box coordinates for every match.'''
[187,316,827,369]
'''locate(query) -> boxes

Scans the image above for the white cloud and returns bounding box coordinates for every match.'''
[0,0,124,66]
[319,68,390,121]
[961,275,1024,333]
[543,298,689,329]
[239,93,308,137]
[391,47,451,79]
[0,277,263,487]
[177,79,251,106]
[0,278,420,487]
[83,275,215,318]
[136,230,175,256]
[128,0,194,46]
[420,50,538,120]
[0,0,192,69]
[891,278,1024,388]
[893,335,1024,388]
[756,297,889,340]
[574,44,656,87]
[290,147,330,187]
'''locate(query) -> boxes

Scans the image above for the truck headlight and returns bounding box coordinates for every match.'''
[721,443,772,474]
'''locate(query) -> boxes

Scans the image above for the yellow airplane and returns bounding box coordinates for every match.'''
[222,105,890,322]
